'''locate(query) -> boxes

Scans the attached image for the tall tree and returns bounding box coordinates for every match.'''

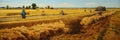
[22,5,25,8]
[31,3,37,9]
[47,5,50,9]
[28,6,31,9]
[6,5,9,9]
[26,6,29,9]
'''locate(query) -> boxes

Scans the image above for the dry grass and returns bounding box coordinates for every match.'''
[0,18,61,29]
[0,16,109,40]
[0,8,120,40]
[0,21,67,40]
[0,9,95,17]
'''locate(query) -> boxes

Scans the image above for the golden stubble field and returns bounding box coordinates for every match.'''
[0,8,117,22]
[0,9,93,16]
[0,8,120,40]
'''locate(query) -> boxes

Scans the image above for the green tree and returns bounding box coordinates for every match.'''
[31,3,37,9]
[28,6,31,9]
[26,6,29,9]
[47,5,50,9]
[6,5,9,9]
[22,5,25,8]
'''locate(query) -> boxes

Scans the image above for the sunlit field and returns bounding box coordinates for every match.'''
[0,9,95,22]
[0,9,95,16]
[0,0,120,40]
[0,8,120,40]
[0,9,118,22]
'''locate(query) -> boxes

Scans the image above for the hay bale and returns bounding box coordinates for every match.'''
[90,15,102,22]
[95,11,103,15]
[60,10,65,15]
[62,28,70,33]
[95,6,106,11]
[80,17,94,25]
[11,26,39,40]
[0,29,27,40]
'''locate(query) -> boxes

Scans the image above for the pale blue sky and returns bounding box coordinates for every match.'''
[0,0,120,8]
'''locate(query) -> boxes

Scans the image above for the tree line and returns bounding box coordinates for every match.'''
[0,3,54,9]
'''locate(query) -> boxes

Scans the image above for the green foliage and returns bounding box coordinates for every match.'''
[6,5,9,9]
[31,3,37,9]
[22,5,25,8]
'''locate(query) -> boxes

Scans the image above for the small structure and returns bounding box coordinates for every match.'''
[95,6,106,11]
[21,9,26,19]
[41,11,46,16]
[84,9,86,12]
[60,10,64,15]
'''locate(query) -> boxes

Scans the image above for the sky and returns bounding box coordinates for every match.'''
[0,0,120,8]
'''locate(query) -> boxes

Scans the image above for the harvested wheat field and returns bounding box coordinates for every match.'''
[0,8,120,40]
[0,0,120,40]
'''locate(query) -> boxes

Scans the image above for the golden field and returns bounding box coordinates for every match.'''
[0,9,94,16]
[0,8,120,40]
[0,9,96,23]
[0,8,118,22]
